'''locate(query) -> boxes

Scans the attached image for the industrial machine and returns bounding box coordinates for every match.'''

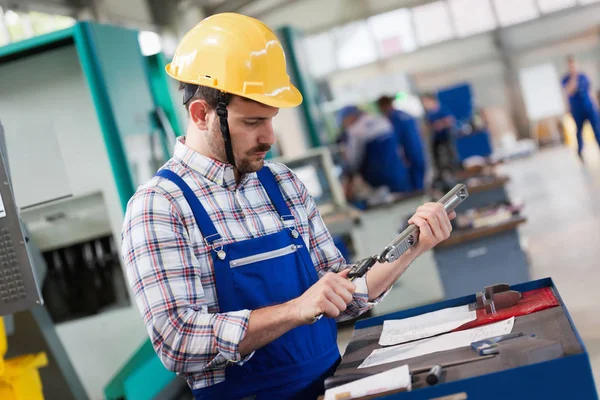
[0,21,182,399]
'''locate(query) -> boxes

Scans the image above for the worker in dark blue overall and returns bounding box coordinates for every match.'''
[122,13,454,400]
[561,55,600,159]
[422,93,461,176]
[338,105,412,194]
[377,95,426,190]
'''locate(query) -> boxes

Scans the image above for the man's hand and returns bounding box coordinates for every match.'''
[290,269,356,323]
[408,202,457,257]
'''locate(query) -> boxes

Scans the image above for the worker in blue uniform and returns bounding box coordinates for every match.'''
[561,55,600,159]
[121,14,455,400]
[338,105,412,194]
[377,95,426,190]
[421,93,461,175]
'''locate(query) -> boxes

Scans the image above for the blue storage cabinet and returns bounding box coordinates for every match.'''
[456,130,493,160]
[340,278,598,399]
[433,218,530,299]
[456,184,508,212]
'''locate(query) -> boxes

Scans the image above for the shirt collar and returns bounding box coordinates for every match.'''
[173,137,252,190]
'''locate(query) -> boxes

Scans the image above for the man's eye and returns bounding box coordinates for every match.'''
[244,120,260,126]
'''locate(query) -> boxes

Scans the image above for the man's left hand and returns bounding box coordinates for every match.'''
[408,203,456,256]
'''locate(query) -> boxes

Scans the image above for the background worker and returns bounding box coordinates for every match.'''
[561,55,600,159]
[377,95,426,190]
[122,13,454,400]
[421,93,461,178]
[338,105,413,196]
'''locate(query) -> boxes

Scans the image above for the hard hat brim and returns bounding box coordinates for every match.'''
[242,84,303,109]
[167,63,303,109]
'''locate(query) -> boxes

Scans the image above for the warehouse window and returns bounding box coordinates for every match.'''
[334,21,379,70]
[302,31,337,78]
[537,0,577,13]
[492,0,540,26]
[0,8,75,46]
[412,1,454,46]
[367,9,418,58]
[448,0,497,37]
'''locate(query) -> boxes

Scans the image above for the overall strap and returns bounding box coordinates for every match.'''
[256,166,295,223]
[155,169,222,245]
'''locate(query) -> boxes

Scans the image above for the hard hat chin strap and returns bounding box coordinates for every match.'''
[216,92,236,167]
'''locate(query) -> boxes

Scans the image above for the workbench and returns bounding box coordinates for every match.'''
[328,278,598,399]
[456,176,510,212]
[433,216,530,299]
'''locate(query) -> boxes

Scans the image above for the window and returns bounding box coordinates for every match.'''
[537,0,577,13]
[494,0,539,26]
[449,0,497,37]
[412,1,454,46]
[333,21,379,70]
[367,9,418,58]
[4,9,29,42]
[492,0,540,26]
[301,32,337,78]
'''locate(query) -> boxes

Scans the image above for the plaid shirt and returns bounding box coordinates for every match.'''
[121,138,383,390]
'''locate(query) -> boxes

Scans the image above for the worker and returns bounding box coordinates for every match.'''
[561,55,600,159]
[338,105,413,195]
[421,93,461,176]
[377,95,426,190]
[121,13,455,400]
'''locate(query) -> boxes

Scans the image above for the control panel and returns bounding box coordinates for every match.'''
[0,148,43,315]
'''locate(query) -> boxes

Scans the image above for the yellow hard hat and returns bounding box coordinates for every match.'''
[166,13,302,109]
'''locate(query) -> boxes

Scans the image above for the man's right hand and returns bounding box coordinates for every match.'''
[290,269,356,323]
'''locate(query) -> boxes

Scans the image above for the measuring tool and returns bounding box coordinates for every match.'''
[346,184,469,282]
[312,184,468,322]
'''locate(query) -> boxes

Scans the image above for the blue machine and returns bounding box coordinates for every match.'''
[437,83,493,160]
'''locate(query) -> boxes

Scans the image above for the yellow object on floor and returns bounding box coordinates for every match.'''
[0,318,48,400]
[0,317,7,375]
[0,353,48,400]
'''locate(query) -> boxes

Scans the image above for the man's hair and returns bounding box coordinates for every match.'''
[420,92,437,101]
[566,54,575,63]
[376,95,394,109]
[179,82,227,110]
[179,82,266,112]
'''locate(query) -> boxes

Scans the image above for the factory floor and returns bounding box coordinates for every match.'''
[336,143,600,390]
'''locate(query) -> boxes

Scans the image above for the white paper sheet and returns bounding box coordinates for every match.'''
[324,365,411,400]
[379,305,477,346]
[359,317,515,369]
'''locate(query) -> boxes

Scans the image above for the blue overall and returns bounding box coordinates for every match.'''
[388,110,426,190]
[155,167,340,400]
[360,131,412,193]
[562,73,600,154]
[426,105,460,173]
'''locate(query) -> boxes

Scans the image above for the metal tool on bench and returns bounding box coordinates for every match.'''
[471,332,526,355]
[323,354,495,390]
[473,284,522,314]
[346,184,469,282]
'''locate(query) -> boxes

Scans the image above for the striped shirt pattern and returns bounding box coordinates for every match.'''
[121,138,381,389]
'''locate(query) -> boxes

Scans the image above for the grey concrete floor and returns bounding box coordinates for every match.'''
[336,143,600,390]
[499,144,600,390]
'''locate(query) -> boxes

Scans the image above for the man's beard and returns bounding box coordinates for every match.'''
[208,123,271,173]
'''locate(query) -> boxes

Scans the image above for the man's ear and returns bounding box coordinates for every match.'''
[188,99,212,130]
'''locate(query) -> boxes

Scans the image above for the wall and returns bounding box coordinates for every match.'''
[0,46,147,400]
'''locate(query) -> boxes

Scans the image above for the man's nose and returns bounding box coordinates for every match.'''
[259,121,276,145]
